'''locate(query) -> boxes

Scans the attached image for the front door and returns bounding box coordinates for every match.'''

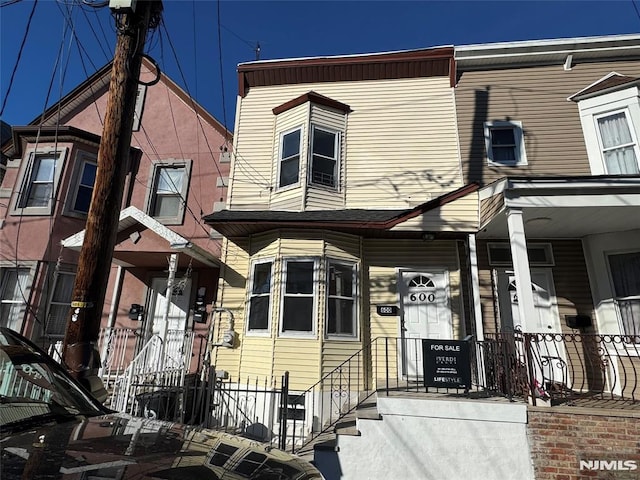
[143,276,192,370]
[497,269,568,389]
[399,270,452,378]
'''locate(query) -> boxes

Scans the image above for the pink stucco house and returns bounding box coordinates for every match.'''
[0,58,231,376]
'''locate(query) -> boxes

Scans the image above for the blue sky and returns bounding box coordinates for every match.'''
[1,0,639,132]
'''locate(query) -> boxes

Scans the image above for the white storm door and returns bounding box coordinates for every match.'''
[399,271,453,378]
[497,269,568,388]
[148,277,192,368]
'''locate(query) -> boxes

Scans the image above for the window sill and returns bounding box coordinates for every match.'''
[325,335,359,341]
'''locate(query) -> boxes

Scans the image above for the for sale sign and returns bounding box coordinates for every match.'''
[422,339,471,389]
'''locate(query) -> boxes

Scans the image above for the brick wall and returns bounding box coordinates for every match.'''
[527,406,640,480]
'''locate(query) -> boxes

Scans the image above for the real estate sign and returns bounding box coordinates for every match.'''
[422,339,471,389]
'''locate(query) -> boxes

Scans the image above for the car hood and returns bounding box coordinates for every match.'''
[0,413,322,479]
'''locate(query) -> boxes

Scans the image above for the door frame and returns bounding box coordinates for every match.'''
[397,268,453,378]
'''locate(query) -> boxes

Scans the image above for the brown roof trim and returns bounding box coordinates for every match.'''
[238,47,454,97]
[272,91,352,115]
[569,73,639,102]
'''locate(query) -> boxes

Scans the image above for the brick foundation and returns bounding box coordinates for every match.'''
[527,407,640,480]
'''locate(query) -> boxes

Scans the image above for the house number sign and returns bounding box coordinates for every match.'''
[376,305,398,316]
[409,293,435,303]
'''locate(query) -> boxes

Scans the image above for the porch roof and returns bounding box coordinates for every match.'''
[204,183,478,238]
[61,206,219,267]
[478,175,640,239]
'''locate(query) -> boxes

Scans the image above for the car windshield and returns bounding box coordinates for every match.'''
[0,329,105,430]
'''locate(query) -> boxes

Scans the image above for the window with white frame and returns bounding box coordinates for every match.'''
[326,260,357,336]
[14,150,66,214]
[310,126,339,188]
[46,271,75,337]
[71,158,97,214]
[281,259,316,333]
[608,252,640,337]
[484,121,527,166]
[247,260,272,332]
[596,110,640,175]
[278,128,301,188]
[572,75,640,175]
[148,162,189,223]
[0,268,30,331]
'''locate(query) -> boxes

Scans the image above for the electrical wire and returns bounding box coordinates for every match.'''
[0,0,38,116]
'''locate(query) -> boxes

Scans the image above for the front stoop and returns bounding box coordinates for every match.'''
[314,395,534,480]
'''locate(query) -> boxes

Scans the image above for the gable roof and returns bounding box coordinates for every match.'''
[33,57,231,139]
[62,206,218,267]
[568,72,640,102]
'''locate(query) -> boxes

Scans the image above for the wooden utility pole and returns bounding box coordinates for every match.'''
[63,0,163,392]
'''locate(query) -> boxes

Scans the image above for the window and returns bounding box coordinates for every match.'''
[596,110,640,174]
[46,272,75,337]
[281,260,316,333]
[484,121,527,166]
[71,159,97,214]
[15,150,65,214]
[148,163,189,223]
[326,260,356,336]
[310,126,339,188]
[132,85,147,132]
[247,260,272,332]
[488,243,554,267]
[0,268,30,331]
[608,252,640,337]
[278,129,301,188]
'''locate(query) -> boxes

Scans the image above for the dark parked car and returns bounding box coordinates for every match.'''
[0,328,323,479]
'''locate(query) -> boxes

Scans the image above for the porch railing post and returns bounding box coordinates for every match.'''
[524,333,537,406]
[280,371,289,452]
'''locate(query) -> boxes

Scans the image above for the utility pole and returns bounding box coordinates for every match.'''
[63,0,163,394]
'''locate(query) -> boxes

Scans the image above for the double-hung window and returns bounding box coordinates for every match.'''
[484,121,527,166]
[326,260,357,336]
[278,129,301,188]
[0,268,30,331]
[149,163,189,223]
[15,150,65,213]
[608,252,640,338]
[310,126,339,188]
[71,159,97,214]
[46,272,76,337]
[281,259,316,333]
[247,260,272,332]
[596,110,640,174]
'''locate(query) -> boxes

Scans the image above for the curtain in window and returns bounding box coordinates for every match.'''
[0,269,30,331]
[598,113,639,174]
[608,252,640,336]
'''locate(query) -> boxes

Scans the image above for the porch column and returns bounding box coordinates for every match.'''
[506,208,535,332]
[467,234,484,341]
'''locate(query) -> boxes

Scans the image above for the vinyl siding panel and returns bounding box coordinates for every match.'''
[363,239,464,340]
[390,191,479,232]
[273,339,321,390]
[455,60,640,186]
[232,76,462,212]
[480,194,505,226]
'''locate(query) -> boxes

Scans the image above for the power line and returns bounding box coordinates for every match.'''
[1,0,38,116]
[216,0,229,143]
[632,0,640,22]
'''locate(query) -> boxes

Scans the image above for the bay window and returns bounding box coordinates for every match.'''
[596,110,639,174]
[326,260,357,336]
[608,252,640,337]
[247,260,273,332]
[281,260,316,333]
